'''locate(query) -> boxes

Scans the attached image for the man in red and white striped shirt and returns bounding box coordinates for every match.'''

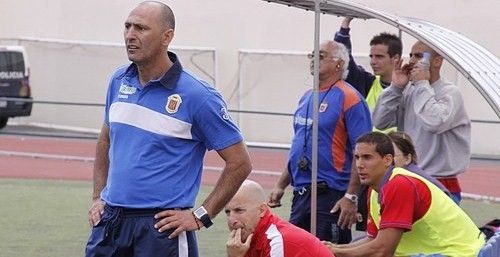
[225,180,334,257]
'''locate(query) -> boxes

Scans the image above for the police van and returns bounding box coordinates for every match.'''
[0,45,33,128]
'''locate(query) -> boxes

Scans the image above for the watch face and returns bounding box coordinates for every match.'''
[194,206,207,218]
[345,194,357,202]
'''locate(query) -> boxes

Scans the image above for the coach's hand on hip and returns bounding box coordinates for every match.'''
[154,209,202,239]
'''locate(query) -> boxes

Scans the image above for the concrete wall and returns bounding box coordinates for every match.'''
[1,0,499,155]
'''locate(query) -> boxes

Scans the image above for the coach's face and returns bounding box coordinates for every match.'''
[225,191,265,242]
[123,3,173,66]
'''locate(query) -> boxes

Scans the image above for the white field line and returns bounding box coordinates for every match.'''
[0,150,94,162]
[1,150,499,203]
[0,150,281,176]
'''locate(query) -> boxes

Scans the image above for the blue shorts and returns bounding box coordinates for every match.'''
[289,183,352,244]
[85,205,198,257]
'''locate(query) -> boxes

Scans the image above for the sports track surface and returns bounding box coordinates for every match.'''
[0,135,499,201]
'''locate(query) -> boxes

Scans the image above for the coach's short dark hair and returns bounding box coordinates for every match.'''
[370,32,402,57]
[356,132,394,157]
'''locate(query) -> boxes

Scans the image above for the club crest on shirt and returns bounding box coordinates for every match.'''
[319,102,328,112]
[166,94,182,114]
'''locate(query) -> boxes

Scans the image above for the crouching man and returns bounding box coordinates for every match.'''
[325,132,484,257]
[225,180,334,257]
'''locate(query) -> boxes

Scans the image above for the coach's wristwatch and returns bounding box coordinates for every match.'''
[193,206,213,228]
[344,193,358,205]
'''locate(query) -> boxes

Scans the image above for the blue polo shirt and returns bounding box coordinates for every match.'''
[101,52,243,209]
[288,80,372,191]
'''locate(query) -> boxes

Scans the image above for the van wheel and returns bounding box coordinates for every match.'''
[0,117,8,129]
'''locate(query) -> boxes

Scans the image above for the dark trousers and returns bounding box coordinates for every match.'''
[289,183,352,244]
[85,205,198,257]
[356,185,368,231]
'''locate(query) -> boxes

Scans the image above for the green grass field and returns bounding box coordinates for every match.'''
[0,178,498,257]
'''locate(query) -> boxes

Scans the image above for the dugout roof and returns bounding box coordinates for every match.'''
[263,0,500,117]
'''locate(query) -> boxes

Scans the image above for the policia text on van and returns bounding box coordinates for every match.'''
[0,46,33,129]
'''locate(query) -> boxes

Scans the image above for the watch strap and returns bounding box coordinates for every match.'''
[198,213,213,228]
[344,193,358,205]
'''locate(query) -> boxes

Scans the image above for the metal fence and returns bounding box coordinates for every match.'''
[1,38,500,158]
[0,37,216,130]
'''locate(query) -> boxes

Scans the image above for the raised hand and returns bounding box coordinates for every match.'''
[391,59,411,88]
[341,17,353,28]
[410,63,430,83]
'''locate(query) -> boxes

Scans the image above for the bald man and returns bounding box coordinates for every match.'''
[225,180,335,257]
[372,41,470,204]
[85,2,251,257]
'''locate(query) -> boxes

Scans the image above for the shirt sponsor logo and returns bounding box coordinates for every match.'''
[119,84,137,95]
[118,94,129,99]
[294,115,313,126]
[0,71,24,79]
[166,94,182,114]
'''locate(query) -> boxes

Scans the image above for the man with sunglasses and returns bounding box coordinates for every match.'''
[372,41,471,204]
[268,41,372,244]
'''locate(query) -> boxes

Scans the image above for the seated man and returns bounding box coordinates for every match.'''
[325,132,484,257]
[225,180,334,257]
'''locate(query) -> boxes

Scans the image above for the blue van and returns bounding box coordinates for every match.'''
[0,46,33,128]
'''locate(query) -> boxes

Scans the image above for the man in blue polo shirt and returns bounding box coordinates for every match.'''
[85,2,252,257]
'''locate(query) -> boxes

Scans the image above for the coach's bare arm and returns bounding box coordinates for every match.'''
[203,142,253,219]
[87,123,109,226]
[154,141,252,238]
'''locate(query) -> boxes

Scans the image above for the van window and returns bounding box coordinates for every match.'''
[0,52,25,78]
[0,52,25,71]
